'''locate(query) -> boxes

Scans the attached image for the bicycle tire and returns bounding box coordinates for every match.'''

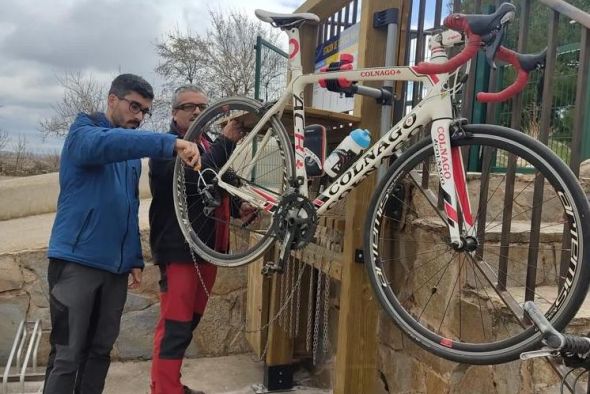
[365,123,590,364]
[173,96,295,267]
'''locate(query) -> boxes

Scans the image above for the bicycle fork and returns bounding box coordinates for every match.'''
[431,118,475,249]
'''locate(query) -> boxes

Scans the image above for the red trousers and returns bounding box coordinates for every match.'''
[150,262,217,394]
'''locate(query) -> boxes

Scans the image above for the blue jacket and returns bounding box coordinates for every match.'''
[48,112,177,274]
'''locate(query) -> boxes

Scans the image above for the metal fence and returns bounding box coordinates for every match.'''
[254,35,288,102]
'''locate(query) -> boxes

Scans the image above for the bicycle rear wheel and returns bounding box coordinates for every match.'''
[365,124,590,364]
[173,96,295,267]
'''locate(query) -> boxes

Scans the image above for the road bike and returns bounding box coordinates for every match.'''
[173,3,590,364]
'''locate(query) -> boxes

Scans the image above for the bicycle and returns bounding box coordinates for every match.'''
[522,301,590,393]
[173,3,590,365]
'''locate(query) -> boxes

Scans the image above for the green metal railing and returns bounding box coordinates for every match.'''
[491,45,580,171]
[254,35,288,101]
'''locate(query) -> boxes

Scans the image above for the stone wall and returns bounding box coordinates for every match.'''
[0,230,249,365]
[301,171,590,392]
[0,165,250,366]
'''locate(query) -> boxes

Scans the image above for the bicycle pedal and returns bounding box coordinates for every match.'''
[261,261,284,276]
[519,348,558,360]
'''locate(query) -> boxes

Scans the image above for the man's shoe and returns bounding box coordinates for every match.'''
[183,385,205,394]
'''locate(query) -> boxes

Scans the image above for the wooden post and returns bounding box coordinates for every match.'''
[263,248,295,390]
[333,1,405,393]
[245,258,271,357]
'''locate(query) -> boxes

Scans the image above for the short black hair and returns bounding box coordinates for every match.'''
[108,73,154,100]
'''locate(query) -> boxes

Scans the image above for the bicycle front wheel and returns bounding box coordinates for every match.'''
[173,96,295,267]
[365,124,590,364]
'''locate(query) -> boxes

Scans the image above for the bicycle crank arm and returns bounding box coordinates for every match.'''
[261,229,296,276]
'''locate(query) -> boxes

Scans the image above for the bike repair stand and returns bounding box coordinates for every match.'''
[373,7,399,180]
[252,10,400,394]
[252,364,295,393]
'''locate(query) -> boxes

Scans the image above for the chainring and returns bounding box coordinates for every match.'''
[272,191,318,250]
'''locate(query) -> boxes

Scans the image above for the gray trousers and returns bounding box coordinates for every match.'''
[43,259,128,394]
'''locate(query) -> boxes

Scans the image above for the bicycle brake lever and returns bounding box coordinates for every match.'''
[484,25,507,69]
[520,347,559,360]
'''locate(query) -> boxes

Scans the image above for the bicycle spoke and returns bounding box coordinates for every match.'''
[412,252,458,318]
[437,255,467,334]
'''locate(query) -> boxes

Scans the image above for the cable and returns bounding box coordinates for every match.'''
[572,369,589,394]
[561,367,580,394]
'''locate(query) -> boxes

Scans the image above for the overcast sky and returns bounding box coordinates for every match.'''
[0,0,300,153]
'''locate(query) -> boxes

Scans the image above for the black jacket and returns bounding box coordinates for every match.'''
[148,124,236,264]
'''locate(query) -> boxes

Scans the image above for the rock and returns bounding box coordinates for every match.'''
[450,365,496,394]
[26,279,50,308]
[137,264,161,297]
[195,292,250,356]
[123,292,156,313]
[579,159,590,179]
[17,251,49,279]
[0,254,24,292]
[115,303,160,360]
[378,345,428,393]
[212,266,247,296]
[0,294,30,363]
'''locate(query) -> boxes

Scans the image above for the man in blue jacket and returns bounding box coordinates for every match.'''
[44,73,200,394]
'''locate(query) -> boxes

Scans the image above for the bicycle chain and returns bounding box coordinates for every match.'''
[289,257,296,337]
[180,165,334,364]
[294,259,302,337]
[313,265,322,365]
[179,162,211,300]
[306,265,315,352]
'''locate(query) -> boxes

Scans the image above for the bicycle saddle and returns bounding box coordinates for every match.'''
[255,9,320,28]
[446,2,516,35]
[516,48,547,72]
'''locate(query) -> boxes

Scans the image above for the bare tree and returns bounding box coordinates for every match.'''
[0,129,9,152]
[13,134,29,173]
[155,9,285,99]
[45,149,61,171]
[40,71,106,136]
[142,88,174,132]
[155,30,208,86]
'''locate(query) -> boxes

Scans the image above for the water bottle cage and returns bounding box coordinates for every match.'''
[319,57,356,95]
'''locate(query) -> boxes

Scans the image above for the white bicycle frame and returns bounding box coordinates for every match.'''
[215,26,475,246]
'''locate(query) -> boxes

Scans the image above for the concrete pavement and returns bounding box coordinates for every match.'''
[106,354,331,394]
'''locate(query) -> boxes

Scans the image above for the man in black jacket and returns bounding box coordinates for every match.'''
[148,86,253,394]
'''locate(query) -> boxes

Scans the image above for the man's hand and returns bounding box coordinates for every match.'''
[175,139,201,170]
[128,268,142,289]
[222,119,244,142]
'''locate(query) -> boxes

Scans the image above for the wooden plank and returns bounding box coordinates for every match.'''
[300,23,319,105]
[292,244,343,281]
[334,0,404,393]
[295,0,353,19]
[228,104,360,138]
[245,256,271,357]
[265,272,294,365]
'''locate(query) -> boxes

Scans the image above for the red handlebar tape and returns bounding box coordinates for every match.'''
[476,46,528,103]
[412,13,529,103]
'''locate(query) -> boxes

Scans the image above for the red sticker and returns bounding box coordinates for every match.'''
[289,38,300,59]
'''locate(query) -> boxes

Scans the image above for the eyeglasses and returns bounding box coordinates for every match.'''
[174,103,208,112]
[118,97,152,118]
